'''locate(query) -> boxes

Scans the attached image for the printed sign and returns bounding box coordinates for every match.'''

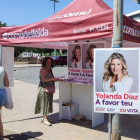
[2,47,14,87]
[68,42,105,83]
[94,48,140,114]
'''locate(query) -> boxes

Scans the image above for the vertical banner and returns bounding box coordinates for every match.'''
[2,47,14,87]
[68,44,82,81]
[68,42,105,83]
[94,48,140,114]
[82,42,105,83]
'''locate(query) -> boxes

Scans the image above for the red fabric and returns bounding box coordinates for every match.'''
[0,0,140,48]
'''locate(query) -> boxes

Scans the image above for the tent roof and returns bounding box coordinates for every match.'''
[0,0,140,49]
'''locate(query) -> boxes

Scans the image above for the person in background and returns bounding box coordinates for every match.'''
[0,67,9,140]
[40,54,43,64]
[102,53,133,93]
[85,45,96,69]
[37,55,41,64]
[35,57,63,126]
[71,45,81,68]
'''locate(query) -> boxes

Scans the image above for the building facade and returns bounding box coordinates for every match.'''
[126,10,140,22]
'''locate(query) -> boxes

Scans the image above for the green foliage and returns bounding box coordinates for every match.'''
[0,22,7,27]
[14,47,57,57]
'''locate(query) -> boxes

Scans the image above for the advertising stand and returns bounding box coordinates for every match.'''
[94,48,140,114]
[59,42,105,127]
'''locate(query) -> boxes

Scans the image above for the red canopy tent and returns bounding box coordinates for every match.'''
[0,0,140,49]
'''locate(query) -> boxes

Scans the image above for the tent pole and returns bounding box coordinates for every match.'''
[111,0,123,140]
[54,0,57,57]
[0,45,2,66]
[54,0,55,14]
[0,45,2,121]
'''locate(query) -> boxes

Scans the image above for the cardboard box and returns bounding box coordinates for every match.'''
[62,103,79,120]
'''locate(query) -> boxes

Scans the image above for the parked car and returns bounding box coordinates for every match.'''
[53,56,67,66]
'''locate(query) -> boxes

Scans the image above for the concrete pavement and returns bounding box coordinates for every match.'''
[2,80,140,140]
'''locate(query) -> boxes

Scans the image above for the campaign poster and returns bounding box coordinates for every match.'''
[94,48,140,114]
[2,47,14,87]
[68,43,82,81]
[68,42,105,82]
[82,42,105,82]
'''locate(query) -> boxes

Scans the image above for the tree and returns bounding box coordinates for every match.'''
[14,47,27,57]
[0,22,7,27]
[62,50,67,55]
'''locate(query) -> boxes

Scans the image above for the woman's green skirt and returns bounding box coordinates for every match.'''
[35,87,53,115]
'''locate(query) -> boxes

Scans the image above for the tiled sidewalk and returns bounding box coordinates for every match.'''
[2,80,140,140]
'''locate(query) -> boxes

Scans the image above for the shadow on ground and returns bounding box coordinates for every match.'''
[4,131,43,140]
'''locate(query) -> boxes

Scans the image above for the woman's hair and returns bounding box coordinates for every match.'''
[42,57,55,68]
[86,45,96,63]
[103,52,129,81]
[71,45,81,62]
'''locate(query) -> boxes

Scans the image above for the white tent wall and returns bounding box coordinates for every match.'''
[2,47,14,87]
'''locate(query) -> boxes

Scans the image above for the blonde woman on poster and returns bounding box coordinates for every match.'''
[86,45,96,69]
[102,53,133,93]
[71,45,81,68]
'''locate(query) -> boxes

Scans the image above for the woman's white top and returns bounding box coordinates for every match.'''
[71,61,81,69]
[0,66,5,89]
[86,61,93,69]
[102,76,133,93]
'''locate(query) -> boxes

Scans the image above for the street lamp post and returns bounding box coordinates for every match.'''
[134,0,140,4]
[111,0,140,140]
[50,0,59,57]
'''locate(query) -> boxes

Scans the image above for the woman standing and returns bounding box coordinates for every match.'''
[0,67,9,140]
[102,53,133,93]
[35,57,62,126]
[71,45,81,68]
[86,45,96,69]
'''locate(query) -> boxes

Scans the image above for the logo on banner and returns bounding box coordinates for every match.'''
[123,25,140,37]
[2,28,49,39]
[107,108,116,112]
[96,107,105,112]
[48,8,92,21]
[73,28,87,34]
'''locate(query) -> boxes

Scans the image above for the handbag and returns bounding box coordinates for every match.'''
[43,69,55,94]
[4,87,14,109]
[44,85,55,94]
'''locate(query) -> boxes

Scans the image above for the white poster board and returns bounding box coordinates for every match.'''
[2,47,14,87]
[68,42,105,83]
[94,48,140,114]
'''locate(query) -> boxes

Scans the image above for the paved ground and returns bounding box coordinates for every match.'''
[2,66,140,140]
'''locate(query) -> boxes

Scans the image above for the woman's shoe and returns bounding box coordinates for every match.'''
[43,119,52,126]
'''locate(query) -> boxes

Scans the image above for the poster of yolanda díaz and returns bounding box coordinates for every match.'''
[94,48,140,114]
[68,42,105,83]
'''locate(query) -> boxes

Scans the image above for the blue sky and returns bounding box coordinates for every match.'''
[0,0,140,26]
